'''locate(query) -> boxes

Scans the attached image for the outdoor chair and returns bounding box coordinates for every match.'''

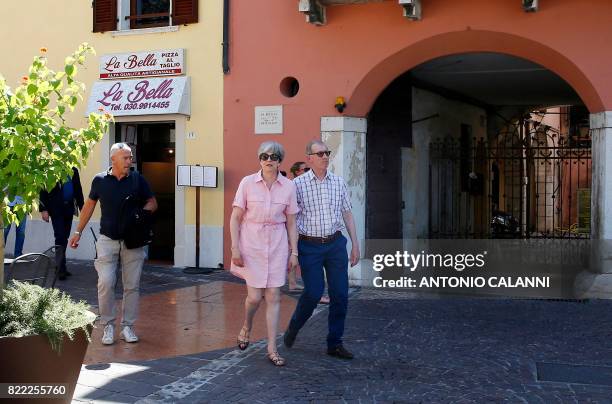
[4,252,56,288]
[41,245,63,286]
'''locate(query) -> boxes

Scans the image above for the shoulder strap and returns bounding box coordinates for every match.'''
[130,171,140,198]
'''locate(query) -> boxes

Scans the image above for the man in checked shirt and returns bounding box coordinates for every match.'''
[283,140,360,359]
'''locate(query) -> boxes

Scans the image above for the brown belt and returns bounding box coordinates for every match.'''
[299,231,341,244]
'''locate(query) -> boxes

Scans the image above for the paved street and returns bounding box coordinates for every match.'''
[54,260,612,403]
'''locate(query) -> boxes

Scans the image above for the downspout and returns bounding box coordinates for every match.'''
[222,0,230,74]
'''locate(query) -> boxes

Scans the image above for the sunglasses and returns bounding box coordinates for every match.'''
[308,150,331,158]
[302,167,311,172]
[259,153,281,161]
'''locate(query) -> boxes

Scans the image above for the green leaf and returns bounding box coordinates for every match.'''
[27,84,38,95]
[64,64,74,76]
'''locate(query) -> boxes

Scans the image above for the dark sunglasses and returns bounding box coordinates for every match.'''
[259,153,281,161]
[308,150,331,158]
[302,167,311,172]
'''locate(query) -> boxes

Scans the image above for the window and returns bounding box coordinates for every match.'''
[93,0,198,33]
[131,0,171,29]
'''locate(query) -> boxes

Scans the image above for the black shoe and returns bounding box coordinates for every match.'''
[58,272,67,281]
[283,328,298,348]
[64,270,73,277]
[327,345,354,359]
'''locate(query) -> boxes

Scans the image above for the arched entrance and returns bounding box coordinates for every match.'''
[365,52,590,241]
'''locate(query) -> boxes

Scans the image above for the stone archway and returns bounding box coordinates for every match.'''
[348,30,604,117]
[325,31,611,286]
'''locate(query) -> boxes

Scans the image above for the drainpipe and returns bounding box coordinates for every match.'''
[222,0,230,74]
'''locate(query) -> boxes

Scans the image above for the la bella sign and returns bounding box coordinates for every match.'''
[86,77,191,117]
[99,49,185,79]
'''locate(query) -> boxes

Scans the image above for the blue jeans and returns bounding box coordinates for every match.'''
[4,216,27,257]
[288,234,349,348]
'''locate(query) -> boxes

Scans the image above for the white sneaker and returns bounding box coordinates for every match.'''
[101,324,115,345]
[120,326,139,343]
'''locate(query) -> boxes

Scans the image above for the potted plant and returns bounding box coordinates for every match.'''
[0,280,96,403]
[0,45,111,403]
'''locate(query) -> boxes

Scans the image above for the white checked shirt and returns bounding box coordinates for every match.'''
[294,169,352,237]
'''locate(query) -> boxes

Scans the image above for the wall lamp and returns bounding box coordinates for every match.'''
[399,0,422,20]
[335,96,346,113]
[522,0,538,12]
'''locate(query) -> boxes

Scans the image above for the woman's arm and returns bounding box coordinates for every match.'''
[230,206,245,266]
[286,213,299,270]
[286,213,298,254]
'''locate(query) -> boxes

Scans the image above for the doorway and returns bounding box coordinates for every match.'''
[115,122,176,263]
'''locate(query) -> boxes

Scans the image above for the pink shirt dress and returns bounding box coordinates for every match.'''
[230,171,299,288]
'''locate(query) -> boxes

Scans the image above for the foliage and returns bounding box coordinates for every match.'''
[0,281,94,352]
[0,43,112,226]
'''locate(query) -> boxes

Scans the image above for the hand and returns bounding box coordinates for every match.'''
[288,255,299,271]
[231,247,244,267]
[41,211,50,222]
[69,233,80,249]
[350,245,360,267]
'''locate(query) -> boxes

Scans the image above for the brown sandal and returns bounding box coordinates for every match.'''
[267,351,286,366]
[237,327,250,350]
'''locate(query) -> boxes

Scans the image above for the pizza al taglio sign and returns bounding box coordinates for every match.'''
[86,77,191,116]
[99,49,185,79]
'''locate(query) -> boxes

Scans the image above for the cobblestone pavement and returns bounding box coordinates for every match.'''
[56,261,612,403]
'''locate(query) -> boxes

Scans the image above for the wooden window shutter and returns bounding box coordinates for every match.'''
[172,0,198,25]
[93,0,117,32]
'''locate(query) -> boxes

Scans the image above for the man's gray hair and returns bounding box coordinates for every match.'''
[110,142,132,157]
[257,141,285,162]
[305,140,327,154]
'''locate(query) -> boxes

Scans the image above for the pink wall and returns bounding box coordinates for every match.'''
[223,0,611,265]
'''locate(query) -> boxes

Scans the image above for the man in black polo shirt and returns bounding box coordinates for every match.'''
[69,143,157,345]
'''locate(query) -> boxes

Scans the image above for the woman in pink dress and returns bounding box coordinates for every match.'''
[230,141,299,366]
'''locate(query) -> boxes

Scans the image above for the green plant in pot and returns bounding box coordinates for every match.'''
[0,281,97,403]
[0,280,95,352]
[0,45,111,403]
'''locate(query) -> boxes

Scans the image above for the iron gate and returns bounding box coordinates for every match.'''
[428,125,592,239]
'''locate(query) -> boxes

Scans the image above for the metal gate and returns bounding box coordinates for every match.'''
[428,124,592,239]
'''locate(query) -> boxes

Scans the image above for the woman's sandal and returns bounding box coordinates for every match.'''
[237,327,250,350]
[267,351,286,367]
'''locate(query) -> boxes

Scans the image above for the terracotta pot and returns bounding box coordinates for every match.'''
[0,314,94,404]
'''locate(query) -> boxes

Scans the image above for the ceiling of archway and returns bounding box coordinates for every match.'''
[410,53,582,107]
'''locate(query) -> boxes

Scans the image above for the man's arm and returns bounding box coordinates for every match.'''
[143,197,158,212]
[342,210,360,267]
[69,198,97,248]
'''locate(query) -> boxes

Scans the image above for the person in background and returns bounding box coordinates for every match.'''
[40,167,84,280]
[3,195,27,257]
[230,141,299,366]
[289,161,309,179]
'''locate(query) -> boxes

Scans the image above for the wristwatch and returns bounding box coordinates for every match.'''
[291,251,299,257]
[74,231,81,236]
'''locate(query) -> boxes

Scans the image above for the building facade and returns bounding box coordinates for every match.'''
[1,0,224,268]
[224,0,612,283]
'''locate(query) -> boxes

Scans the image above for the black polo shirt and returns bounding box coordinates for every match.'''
[89,169,154,240]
